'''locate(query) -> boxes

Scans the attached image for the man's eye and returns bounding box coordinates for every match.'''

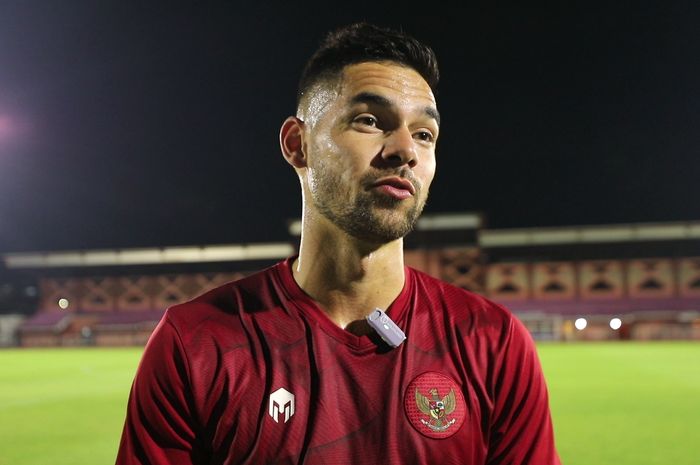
[415,131,434,142]
[354,116,377,127]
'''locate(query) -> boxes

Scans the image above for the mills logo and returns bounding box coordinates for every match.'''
[268,387,295,423]
[404,372,466,439]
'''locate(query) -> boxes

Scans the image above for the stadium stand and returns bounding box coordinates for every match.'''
[2,214,699,346]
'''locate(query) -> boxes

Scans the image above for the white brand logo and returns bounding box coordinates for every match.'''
[268,387,295,423]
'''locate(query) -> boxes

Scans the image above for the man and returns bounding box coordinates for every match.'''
[116,23,561,464]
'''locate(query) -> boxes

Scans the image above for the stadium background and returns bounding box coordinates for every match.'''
[3,215,699,465]
[1,3,699,464]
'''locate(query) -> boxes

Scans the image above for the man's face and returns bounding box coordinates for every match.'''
[301,61,439,244]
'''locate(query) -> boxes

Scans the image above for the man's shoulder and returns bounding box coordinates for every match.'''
[164,262,283,328]
[408,266,515,326]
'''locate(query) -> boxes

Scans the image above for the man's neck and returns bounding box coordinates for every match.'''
[292,219,406,333]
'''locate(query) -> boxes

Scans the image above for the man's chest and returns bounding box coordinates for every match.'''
[191,332,490,465]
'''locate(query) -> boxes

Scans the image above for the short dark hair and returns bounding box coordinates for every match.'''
[297,22,439,107]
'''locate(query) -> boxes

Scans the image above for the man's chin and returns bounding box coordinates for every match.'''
[316,194,425,244]
[353,210,420,243]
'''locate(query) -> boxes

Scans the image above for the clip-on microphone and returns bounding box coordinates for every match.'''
[366,308,406,348]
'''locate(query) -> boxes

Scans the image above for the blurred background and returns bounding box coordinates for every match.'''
[0,3,699,465]
[1,3,699,252]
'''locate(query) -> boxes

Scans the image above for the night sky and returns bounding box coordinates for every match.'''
[0,3,698,253]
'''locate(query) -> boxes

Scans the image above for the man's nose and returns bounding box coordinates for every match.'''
[381,126,417,168]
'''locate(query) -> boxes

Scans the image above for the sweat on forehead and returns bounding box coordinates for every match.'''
[297,61,436,125]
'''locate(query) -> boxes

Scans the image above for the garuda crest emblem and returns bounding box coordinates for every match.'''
[404,371,466,438]
[415,387,457,432]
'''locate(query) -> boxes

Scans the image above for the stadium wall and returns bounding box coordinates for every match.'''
[4,216,700,346]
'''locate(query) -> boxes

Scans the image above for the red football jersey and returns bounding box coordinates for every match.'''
[116,258,560,465]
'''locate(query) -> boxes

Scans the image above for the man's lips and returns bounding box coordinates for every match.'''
[371,176,417,196]
[369,176,417,200]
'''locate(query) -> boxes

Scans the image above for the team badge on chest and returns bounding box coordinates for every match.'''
[404,372,466,438]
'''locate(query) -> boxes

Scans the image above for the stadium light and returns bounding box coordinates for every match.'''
[610,318,622,330]
[574,318,587,330]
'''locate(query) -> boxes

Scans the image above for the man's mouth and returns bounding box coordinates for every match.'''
[371,176,417,200]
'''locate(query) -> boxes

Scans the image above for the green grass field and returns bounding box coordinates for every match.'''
[1,342,698,464]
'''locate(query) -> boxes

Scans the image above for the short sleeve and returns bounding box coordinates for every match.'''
[486,316,561,465]
[115,312,204,465]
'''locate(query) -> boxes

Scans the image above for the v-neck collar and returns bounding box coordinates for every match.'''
[274,256,413,351]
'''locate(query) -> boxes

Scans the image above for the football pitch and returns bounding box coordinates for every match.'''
[1,342,698,465]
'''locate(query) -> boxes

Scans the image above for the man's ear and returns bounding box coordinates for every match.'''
[280,116,307,168]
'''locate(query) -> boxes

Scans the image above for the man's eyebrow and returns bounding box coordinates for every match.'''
[349,92,440,126]
[424,106,441,127]
[349,92,392,109]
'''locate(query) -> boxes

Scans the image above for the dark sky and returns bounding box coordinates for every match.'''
[0,3,698,253]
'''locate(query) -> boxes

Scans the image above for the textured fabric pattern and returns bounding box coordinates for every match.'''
[116,258,560,465]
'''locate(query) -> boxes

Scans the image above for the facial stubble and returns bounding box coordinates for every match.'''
[311,159,428,244]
